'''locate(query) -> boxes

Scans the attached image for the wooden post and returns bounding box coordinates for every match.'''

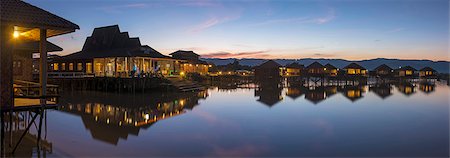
[39,28,48,97]
[0,25,14,109]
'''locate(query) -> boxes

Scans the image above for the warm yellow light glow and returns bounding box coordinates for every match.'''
[180,71,185,76]
[13,31,19,38]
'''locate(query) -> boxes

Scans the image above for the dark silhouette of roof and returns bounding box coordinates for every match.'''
[170,50,200,57]
[59,25,169,60]
[15,41,63,52]
[398,66,417,71]
[344,63,366,70]
[374,64,393,71]
[324,63,337,69]
[306,62,324,69]
[1,0,79,38]
[420,67,436,72]
[370,84,392,99]
[256,60,281,69]
[285,62,304,69]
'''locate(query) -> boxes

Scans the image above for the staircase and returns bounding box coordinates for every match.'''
[167,77,205,92]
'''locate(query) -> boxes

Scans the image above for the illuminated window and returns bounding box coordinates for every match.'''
[61,63,66,71]
[406,70,412,75]
[53,63,59,71]
[348,69,356,74]
[69,63,74,71]
[86,63,93,73]
[77,63,83,71]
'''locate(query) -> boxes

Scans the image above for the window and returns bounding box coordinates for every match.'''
[61,63,66,71]
[77,63,83,71]
[406,70,412,75]
[86,63,93,73]
[69,63,74,71]
[53,63,59,71]
[347,69,356,74]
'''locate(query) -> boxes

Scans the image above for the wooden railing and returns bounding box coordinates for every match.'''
[48,72,94,78]
[13,80,59,98]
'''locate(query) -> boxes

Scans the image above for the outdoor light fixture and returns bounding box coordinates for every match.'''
[13,30,19,38]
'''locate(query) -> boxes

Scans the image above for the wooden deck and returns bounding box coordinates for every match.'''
[1,98,58,112]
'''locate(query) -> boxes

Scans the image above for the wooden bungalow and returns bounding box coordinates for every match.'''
[170,50,210,75]
[1,0,79,108]
[254,60,282,80]
[324,63,338,77]
[373,64,393,77]
[343,63,367,76]
[419,67,437,78]
[50,25,182,78]
[283,62,304,76]
[395,66,417,78]
[305,62,325,77]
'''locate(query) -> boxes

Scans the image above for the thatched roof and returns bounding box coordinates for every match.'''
[344,63,366,70]
[324,63,337,69]
[1,0,79,40]
[419,67,436,72]
[374,64,393,71]
[285,62,304,69]
[170,50,199,57]
[306,62,324,69]
[256,60,281,69]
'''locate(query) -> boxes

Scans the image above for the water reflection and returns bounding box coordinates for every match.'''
[58,90,208,145]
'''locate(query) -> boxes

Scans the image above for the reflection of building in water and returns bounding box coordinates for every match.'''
[419,82,435,94]
[255,82,283,107]
[304,86,337,104]
[370,84,393,99]
[58,90,208,145]
[396,83,416,96]
[285,86,306,100]
[339,85,366,102]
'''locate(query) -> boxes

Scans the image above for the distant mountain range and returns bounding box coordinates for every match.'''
[202,58,450,73]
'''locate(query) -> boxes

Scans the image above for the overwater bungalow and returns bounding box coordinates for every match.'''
[419,67,437,78]
[170,50,210,75]
[369,84,393,99]
[395,66,417,78]
[373,64,393,77]
[254,60,282,80]
[305,62,326,77]
[283,62,304,76]
[50,25,183,78]
[324,63,338,77]
[343,63,367,77]
[1,0,79,109]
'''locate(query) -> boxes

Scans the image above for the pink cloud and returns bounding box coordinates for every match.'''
[200,50,271,59]
[188,15,240,33]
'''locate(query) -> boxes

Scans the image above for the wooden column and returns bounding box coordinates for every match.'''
[39,28,47,97]
[0,25,14,108]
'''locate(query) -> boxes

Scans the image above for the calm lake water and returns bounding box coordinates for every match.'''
[9,81,450,157]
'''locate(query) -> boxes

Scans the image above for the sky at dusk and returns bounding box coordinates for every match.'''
[28,0,449,61]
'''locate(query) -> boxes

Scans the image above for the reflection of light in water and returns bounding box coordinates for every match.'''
[145,114,149,120]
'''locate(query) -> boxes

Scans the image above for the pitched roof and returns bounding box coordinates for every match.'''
[324,63,337,69]
[256,60,281,68]
[1,0,79,39]
[374,64,393,71]
[15,41,63,52]
[420,67,436,72]
[398,66,417,71]
[306,61,324,69]
[285,62,304,69]
[170,50,199,57]
[59,25,170,60]
[344,63,366,70]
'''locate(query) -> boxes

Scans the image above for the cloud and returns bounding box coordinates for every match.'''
[200,50,271,58]
[254,8,335,26]
[176,0,221,7]
[98,3,154,13]
[386,28,405,33]
[313,53,335,57]
[189,15,240,33]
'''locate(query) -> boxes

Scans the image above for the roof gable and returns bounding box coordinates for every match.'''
[257,60,281,68]
[374,64,393,71]
[306,62,324,69]
[344,63,366,70]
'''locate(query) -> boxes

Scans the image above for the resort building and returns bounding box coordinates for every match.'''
[373,64,393,77]
[324,64,338,77]
[305,62,326,77]
[283,62,304,76]
[395,66,417,78]
[49,25,183,78]
[419,67,437,78]
[170,50,210,75]
[343,63,367,76]
[254,60,282,79]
